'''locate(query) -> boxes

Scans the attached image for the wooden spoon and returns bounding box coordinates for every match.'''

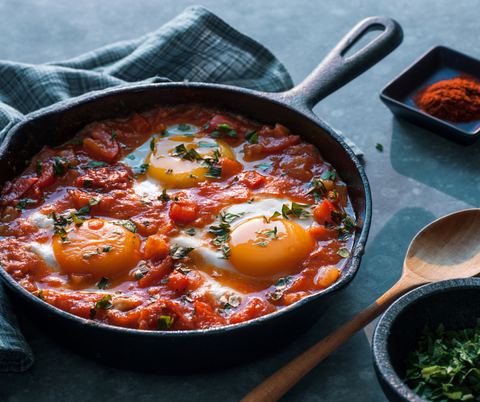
[241,208,480,402]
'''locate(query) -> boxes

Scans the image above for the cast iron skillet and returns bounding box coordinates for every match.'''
[0,17,402,373]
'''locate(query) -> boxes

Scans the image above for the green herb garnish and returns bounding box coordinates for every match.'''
[157,316,174,330]
[97,277,109,290]
[404,320,480,401]
[158,189,171,202]
[112,220,137,233]
[254,162,273,171]
[177,124,191,131]
[245,130,258,144]
[82,161,108,169]
[89,295,113,319]
[320,170,336,181]
[36,160,43,174]
[169,244,194,260]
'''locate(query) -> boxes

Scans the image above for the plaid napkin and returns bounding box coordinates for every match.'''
[0,5,295,372]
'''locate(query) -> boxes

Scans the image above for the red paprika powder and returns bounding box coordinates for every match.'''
[413,74,480,123]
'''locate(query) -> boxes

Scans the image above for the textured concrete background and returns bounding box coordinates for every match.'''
[0,1,479,401]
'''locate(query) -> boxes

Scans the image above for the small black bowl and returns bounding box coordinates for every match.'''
[372,278,480,402]
[380,46,480,145]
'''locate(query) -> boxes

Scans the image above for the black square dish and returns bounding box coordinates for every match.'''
[380,46,480,145]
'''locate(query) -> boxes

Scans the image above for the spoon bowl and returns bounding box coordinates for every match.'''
[241,208,480,402]
[405,209,480,281]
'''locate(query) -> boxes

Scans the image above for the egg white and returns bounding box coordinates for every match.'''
[26,241,60,271]
[168,196,315,284]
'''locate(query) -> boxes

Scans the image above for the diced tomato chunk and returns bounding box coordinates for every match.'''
[166,270,189,294]
[83,124,119,162]
[37,162,55,189]
[138,299,194,330]
[192,301,226,328]
[75,166,133,191]
[219,157,243,179]
[143,234,169,260]
[237,171,265,189]
[169,200,197,221]
[1,177,39,206]
[203,114,240,134]
[127,113,152,134]
[229,298,276,324]
[314,199,337,225]
[308,225,338,241]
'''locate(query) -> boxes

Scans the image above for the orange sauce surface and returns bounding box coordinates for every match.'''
[0,105,355,330]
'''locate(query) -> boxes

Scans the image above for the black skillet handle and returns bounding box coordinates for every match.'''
[280,16,403,112]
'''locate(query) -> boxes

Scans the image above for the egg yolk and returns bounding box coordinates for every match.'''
[146,136,235,188]
[227,217,315,278]
[52,219,141,279]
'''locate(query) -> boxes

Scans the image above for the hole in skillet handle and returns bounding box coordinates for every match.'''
[341,25,386,59]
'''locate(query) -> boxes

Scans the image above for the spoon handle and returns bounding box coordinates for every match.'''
[240,270,428,402]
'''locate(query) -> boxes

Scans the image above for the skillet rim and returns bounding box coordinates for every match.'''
[0,81,371,341]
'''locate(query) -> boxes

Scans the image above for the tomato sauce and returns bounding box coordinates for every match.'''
[0,106,356,331]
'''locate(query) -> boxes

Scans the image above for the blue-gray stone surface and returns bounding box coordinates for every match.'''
[0,1,478,401]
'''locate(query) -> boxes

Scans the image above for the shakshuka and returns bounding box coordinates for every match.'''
[0,105,356,330]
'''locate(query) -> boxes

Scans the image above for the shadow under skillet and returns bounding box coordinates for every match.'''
[390,118,480,207]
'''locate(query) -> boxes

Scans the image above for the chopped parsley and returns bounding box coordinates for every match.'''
[219,295,240,312]
[169,244,194,260]
[266,277,292,301]
[97,277,109,290]
[109,128,117,140]
[216,124,237,139]
[158,189,171,202]
[218,245,231,260]
[329,211,356,241]
[112,220,137,233]
[210,131,224,139]
[254,162,273,171]
[76,197,100,216]
[198,142,218,148]
[36,160,43,174]
[281,202,313,220]
[404,320,480,401]
[337,248,349,258]
[209,223,231,246]
[53,157,68,177]
[157,316,174,330]
[220,210,246,224]
[177,124,191,131]
[82,161,108,169]
[133,164,149,175]
[171,263,191,275]
[171,144,203,162]
[306,179,328,202]
[89,295,113,319]
[83,248,100,258]
[375,143,384,151]
[245,130,258,144]
[320,170,336,181]
[264,227,279,239]
[135,263,150,280]
[15,199,35,211]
